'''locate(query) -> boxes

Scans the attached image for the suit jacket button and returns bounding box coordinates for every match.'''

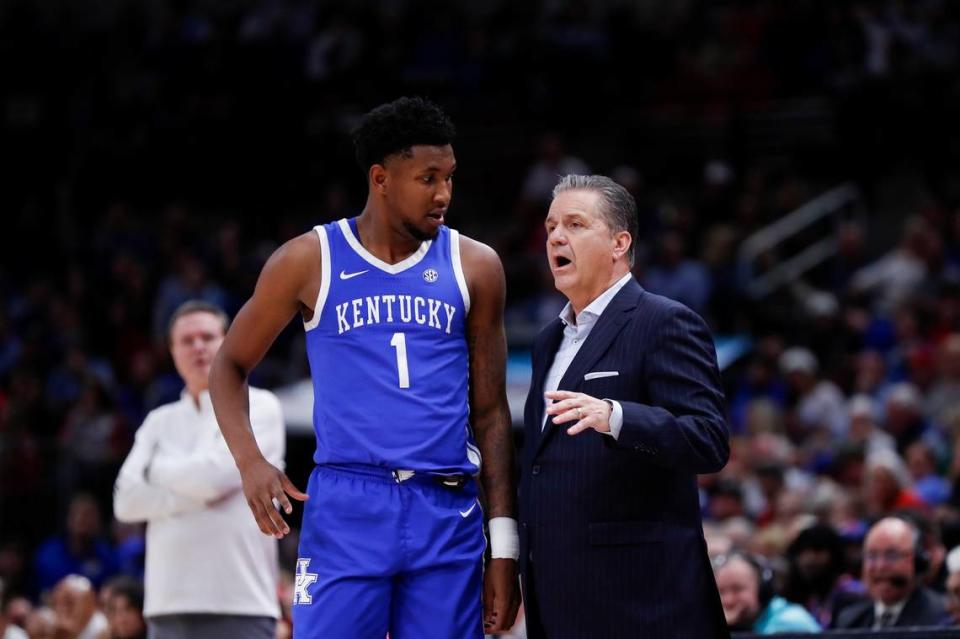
[532,464,541,475]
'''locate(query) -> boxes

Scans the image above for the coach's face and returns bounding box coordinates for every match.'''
[170,311,225,396]
[380,144,456,241]
[546,189,626,314]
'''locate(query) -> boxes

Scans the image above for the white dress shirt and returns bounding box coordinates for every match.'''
[873,598,906,629]
[542,273,633,438]
[114,388,285,619]
[2,623,28,639]
[76,611,108,639]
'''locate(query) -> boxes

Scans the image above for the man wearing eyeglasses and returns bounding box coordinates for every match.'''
[832,517,949,629]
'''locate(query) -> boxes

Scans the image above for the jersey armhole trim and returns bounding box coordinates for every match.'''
[303,225,331,331]
[450,229,471,314]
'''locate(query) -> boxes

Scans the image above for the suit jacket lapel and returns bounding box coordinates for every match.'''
[897,588,929,627]
[535,280,642,458]
[528,319,564,452]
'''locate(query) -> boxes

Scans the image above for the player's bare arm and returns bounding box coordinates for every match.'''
[460,234,521,633]
[209,231,319,539]
[462,237,514,520]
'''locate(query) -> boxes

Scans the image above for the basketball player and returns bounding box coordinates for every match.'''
[209,97,520,638]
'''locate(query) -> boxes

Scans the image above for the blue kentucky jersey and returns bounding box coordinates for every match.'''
[303,218,480,474]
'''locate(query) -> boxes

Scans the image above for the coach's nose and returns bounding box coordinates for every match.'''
[547,225,568,246]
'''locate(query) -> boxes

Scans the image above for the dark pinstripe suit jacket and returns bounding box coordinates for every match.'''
[519,278,731,639]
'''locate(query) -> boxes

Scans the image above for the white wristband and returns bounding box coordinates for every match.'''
[489,517,520,560]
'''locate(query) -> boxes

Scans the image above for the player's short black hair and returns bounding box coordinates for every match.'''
[351,96,456,171]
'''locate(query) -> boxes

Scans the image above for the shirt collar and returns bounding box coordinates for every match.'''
[180,388,214,414]
[874,598,907,623]
[559,272,633,327]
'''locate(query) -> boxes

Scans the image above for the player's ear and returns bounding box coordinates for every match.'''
[370,164,388,193]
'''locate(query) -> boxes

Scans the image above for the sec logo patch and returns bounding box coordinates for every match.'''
[423,268,439,283]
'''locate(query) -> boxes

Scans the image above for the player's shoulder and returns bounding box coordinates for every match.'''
[257,229,323,290]
[455,232,502,274]
[456,232,497,258]
[454,232,504,311]
[273,229,323,264]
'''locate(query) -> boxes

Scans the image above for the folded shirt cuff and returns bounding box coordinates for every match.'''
[602,399,623,439]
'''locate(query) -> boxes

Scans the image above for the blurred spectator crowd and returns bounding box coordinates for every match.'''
[3,0,960,636]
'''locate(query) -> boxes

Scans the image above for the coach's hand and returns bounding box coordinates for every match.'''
[545,390,613,435]
[483,558,520,633]
[238,455,308,539]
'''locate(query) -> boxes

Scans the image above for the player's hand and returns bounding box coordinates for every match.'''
[483,558,520,633]
[238,456,308,539]
[544,390,613,435]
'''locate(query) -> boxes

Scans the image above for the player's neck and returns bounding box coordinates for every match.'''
[355,207,423,265]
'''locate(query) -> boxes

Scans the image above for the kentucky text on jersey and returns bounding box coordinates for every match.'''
[334,295,457,335]
[303,217,479,475]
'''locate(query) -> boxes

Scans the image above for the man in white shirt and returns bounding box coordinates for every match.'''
[114,301,285,639]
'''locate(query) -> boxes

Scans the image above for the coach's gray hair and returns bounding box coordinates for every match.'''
[551,174,639,266]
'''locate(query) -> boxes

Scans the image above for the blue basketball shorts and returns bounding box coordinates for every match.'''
[291,464,486,639]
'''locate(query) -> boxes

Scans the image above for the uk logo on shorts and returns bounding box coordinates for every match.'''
[423,268,439,283]
[293,558,318,605]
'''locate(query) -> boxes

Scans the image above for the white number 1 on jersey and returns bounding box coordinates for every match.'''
[390,332,410,388]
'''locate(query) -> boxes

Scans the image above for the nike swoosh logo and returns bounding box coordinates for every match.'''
[459,501,477,518]
[339,269,369,280]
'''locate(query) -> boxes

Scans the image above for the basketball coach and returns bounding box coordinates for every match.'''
[519,174,731,638]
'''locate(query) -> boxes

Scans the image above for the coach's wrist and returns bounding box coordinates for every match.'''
[489,517,520,560]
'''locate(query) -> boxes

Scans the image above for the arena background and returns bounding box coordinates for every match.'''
[2,0,960,636]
